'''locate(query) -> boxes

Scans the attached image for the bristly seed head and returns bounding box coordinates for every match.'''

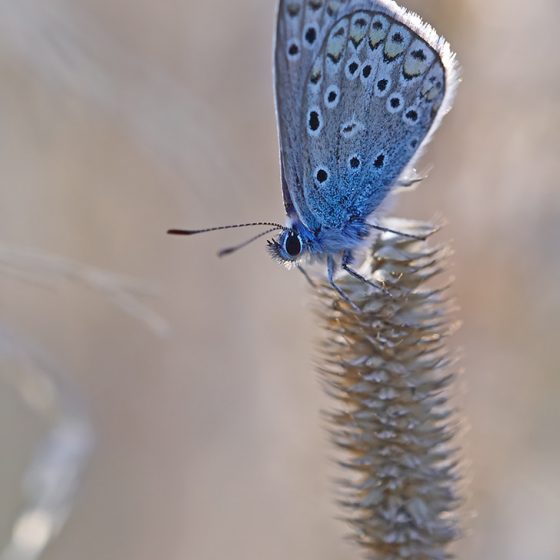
[315,218,462,560]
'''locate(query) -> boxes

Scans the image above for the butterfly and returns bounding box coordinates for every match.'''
[169,0,459,304]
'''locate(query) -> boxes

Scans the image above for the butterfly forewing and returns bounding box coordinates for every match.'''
[275,0,342,224]
[275,0,458,231]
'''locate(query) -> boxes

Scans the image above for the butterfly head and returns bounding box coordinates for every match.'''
[267,228,304,264]
[266,216,318,266]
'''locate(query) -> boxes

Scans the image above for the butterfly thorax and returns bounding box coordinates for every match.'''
[267,214,369,266]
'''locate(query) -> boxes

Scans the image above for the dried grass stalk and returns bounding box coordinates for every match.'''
[316,218,461,560]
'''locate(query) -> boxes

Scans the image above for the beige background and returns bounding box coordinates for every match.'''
[0,1,559,559]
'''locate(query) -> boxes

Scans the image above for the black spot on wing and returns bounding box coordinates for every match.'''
[405,109,418,122]
[309,110,320,131]
[316,168,328,183]
[411,49,427,61]
[376,78,388,93]
[288,42,300,57]
[304,26,317,45]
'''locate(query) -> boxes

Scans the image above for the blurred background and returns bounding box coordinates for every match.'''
[0,0,559,559]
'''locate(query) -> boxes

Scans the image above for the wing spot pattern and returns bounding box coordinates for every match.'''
[422,64,445,101]
[348,155,361,170]
[326,2,339,17]
[304,25,318,46]
[403,107,420,124]
[384,25,411,61]
[340,119,365,139]
[349,13,370,47]
[309,57,323,87]
[324,85,341,108]
[326,20,349,65]
[403,40,435,80]
[307,108,323,136]
[368,16,389,50]
[373,153,386,169]
[286,3,301,17]
[375,77,391,96]
[387,93,404,113]
[345,58,360,79]
[287,40,301,59]
[315,167,329,184]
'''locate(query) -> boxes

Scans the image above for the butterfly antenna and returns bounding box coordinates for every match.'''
[167,222,286,236]
[218,227,284,257]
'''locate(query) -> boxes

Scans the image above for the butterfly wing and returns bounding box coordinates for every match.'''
[275,0,459,232]
[275,0,342,223]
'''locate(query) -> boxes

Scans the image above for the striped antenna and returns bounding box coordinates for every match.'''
[167,222,286,236]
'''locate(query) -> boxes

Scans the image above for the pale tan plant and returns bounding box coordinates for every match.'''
[0,245,167,560]
[317,219,460,560]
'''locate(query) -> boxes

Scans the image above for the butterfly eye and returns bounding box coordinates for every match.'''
[284,231,302,257]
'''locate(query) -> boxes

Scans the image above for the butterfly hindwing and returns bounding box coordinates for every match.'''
[275,0,458,231]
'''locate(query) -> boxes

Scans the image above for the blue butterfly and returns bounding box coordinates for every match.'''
[169,0,458,305]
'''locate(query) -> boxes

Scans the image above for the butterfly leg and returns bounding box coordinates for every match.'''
[367,223,427,241]
[297,264,316,288]
[341,251,391,298]
[327,256,359,311]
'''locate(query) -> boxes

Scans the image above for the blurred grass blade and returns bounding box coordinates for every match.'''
[0,328,94,560]
[0,245,169,337]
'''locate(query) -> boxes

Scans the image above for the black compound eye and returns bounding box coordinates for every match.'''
[285,232,302,257]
